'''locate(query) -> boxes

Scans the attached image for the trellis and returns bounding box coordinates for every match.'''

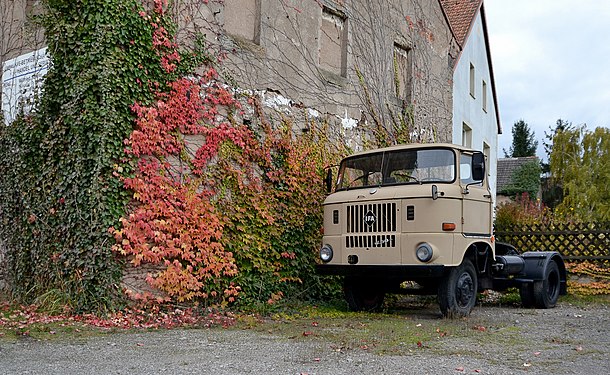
[495,222,610,262]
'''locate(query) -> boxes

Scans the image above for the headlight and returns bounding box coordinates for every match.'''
[320,244,333,262]
[416,243,433,262]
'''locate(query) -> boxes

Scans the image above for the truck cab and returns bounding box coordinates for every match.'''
[317,143,566,317]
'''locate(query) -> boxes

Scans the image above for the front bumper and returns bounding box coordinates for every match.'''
[316,264,446,279]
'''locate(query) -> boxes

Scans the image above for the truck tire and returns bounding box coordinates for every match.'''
[532,260,561,308]
[438,258,477,317]
[519,283,535,308]
[344,279,385,312]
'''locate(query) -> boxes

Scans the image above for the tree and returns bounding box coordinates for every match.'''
[504,120,538,157]
[550,126,610,221]
[540,119,573,209]
[542,119,573,173]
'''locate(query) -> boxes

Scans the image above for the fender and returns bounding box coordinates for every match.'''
[520,251,568,295]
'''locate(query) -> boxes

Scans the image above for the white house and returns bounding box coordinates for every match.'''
[441,0,501,200]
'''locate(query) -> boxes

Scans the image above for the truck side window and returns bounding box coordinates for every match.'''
[460,154,481,185]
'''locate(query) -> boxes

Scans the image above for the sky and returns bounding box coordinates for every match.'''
[483,0,610,160]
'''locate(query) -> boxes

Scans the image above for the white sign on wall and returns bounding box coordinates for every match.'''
[2,47,50,125]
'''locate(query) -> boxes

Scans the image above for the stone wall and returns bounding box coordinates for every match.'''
[173,0,457,149]
[0,0,45,68]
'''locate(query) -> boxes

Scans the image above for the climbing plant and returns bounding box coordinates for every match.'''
[111,71,342,307]
[0,0,196,312]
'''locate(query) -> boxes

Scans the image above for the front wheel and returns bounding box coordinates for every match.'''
[438,259,478,317]
[344,279,385,312]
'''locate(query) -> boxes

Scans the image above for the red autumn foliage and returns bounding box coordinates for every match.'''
[111,0,338,307]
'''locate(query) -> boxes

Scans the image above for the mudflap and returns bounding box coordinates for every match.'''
[519,251,568,295]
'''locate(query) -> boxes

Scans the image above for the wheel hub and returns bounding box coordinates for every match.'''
[456,273,474,307]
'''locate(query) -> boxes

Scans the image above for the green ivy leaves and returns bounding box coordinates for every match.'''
[0,0,173,312]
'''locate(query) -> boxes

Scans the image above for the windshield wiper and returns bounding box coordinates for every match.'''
[391,172,421,184]
[345,171,373,189]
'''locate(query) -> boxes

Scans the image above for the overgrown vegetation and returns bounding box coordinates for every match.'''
[0,0,344,312]
[550,126,610,222]
[0,0,178,312]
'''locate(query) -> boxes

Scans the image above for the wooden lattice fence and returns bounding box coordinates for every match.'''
[495,222,610,262]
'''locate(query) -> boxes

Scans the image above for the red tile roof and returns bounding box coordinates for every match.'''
[440,0,482,47]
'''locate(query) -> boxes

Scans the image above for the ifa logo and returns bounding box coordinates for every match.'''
[364,211,376,227]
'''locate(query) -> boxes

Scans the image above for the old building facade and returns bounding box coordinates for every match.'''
[2,0,460,148]
[171,0,458,148]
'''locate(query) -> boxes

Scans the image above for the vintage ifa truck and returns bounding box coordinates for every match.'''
[317,143,567,317]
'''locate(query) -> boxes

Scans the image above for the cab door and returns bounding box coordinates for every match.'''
[460,152,492,236]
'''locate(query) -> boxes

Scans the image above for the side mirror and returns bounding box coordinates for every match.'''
[471,152,485,181]
[431,184,444,200]
[325,168,333,193]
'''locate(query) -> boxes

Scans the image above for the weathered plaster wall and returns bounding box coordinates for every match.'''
[0,0,45,67]
[174,0,457,149]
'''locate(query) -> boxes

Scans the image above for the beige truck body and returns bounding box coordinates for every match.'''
[317,143,566,316]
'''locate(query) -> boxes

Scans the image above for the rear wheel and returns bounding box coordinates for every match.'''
[344,279,385,312]
[533,261,561,308]
[438,259,478,317]
[519,283,535,308]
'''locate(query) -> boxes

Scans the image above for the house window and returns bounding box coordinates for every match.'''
[393,43,412,103]
[483,142,490,167]
[319,7,347,77]
[462,122,472,148]
[469,63,475,98]
[482,80,488,112]
[224,0,261,44]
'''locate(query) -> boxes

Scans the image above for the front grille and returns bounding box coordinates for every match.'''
[346,202,397,248]
[346,234,396,248]
[347,202,397,233]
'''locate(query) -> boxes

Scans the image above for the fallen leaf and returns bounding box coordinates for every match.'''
[417,341,423,348]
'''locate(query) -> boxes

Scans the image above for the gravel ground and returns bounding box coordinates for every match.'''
[1,302,609,375]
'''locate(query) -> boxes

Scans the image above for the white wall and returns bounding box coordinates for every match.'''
[451,11,499,201]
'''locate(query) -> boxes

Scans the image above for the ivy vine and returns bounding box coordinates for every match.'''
[0,0,191,312]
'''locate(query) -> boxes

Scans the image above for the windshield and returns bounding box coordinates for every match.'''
[336,148,455,191]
